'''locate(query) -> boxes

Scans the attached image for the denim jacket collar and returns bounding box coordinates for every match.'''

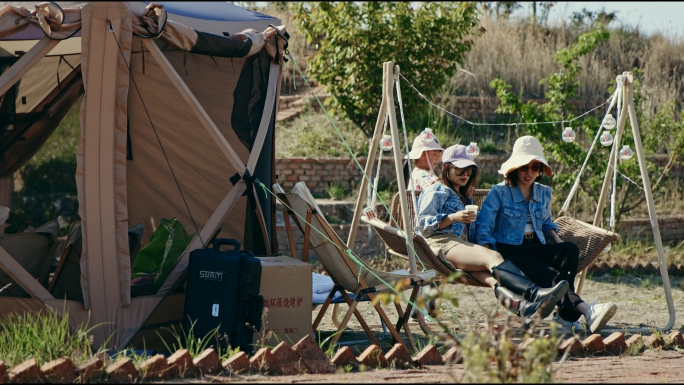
[511,183,542,203]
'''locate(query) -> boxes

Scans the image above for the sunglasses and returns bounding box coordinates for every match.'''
[453,167,475,176]
[518,163,543,173]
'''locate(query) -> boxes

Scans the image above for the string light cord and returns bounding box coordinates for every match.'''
[399,73,611,127]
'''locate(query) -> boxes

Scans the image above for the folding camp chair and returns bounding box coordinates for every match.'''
[274,182,437,351]
[0,220,59,297]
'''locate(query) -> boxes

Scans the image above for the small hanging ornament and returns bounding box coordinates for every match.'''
[602,113,617,130]
[465,142,479,159]
[619,145,634,161]
[602,243,611,253]
[379,135,392,151]
[561,127,576,143]
[600,131,614,146]
[419,127,438,144]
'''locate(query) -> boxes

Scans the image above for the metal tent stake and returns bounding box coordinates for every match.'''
[579,72,675,333]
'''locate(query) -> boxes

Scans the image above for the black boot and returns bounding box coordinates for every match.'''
[494,284,556,324]
[492,260,569,303]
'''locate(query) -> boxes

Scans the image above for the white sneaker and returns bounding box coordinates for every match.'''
[585,299,617,334]
[551,311,584,333]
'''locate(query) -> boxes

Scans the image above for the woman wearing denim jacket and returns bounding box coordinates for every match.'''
[474,136,618,333]
[416,144,569,326]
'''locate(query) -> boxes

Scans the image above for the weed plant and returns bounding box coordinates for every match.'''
[324,182,348,201]
[158,317,228,358]
[374,273,568,383]
[0,306,99,367]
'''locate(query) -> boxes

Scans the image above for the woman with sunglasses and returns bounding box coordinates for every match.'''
[473,136,618,333]
[416,144,569,326]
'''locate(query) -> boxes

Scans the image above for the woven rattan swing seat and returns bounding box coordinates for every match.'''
[373,189,619,278]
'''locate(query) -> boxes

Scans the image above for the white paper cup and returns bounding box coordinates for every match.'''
[465,205,478,215]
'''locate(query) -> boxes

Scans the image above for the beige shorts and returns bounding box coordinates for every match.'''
[425,233,467,257]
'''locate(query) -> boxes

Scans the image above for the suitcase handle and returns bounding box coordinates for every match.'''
[209,238,241,251]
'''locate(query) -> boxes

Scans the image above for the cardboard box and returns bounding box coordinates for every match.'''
[253,257,313,347]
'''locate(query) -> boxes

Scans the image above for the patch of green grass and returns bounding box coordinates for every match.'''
[158,317,224,358]
[276,107,368,158]
[610,268,625,284]
[324,182,348,201]
[0,305,101,367]
[639,276,656,289]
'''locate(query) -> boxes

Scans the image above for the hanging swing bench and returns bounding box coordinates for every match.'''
[365,189,620,282]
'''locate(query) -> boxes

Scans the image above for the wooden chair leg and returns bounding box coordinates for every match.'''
[330,294,362,347]
[393,285,419,351]
[312,295,335,333]
[302,210,313,263]
[338,291,381,346]
[283,210,299,260]
[366,292,408,351]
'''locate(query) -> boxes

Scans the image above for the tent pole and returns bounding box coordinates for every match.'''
[247,63,281,172]
[0,245,53,301]
[245,62,281,252]
[141,38,245,174]
[0,36,59,97]
[386,63,417,274]
[576,76,629,295]
[157,181,248,297]
[347,63,388,249]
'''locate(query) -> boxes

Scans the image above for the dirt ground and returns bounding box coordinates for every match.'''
[200,350,684,383]
[205,272,684,383]
[312,271,684,347]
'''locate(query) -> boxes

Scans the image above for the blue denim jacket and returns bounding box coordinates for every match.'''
[473,181,559,250]
[416,182,474,239]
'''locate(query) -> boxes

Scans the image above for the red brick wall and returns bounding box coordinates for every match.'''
[275,154,684,196]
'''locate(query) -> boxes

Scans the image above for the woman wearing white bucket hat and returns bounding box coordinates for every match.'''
[416,144,570,326]
[406,128,444,192]
[474,135,618,333]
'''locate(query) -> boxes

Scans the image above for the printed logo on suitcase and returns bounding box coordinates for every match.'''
[198,270,225,281]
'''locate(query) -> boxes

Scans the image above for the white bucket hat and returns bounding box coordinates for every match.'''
[498,136,553,177]
[406,128,444,160]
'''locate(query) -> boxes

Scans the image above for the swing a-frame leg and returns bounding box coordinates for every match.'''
[579,72,676,333]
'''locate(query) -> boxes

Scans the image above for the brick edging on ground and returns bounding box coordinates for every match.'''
[5,331,684,382]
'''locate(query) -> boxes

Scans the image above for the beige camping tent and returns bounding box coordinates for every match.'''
[0,1,285,349]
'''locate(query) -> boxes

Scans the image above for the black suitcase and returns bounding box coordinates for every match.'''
[184,238,263,354]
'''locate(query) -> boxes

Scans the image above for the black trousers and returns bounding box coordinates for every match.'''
[496,237,584,322]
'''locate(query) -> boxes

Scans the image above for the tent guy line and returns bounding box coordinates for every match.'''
[107,19,204,246]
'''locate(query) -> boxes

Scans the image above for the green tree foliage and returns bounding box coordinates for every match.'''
[490,26,684,221]
[290,2,481,137]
